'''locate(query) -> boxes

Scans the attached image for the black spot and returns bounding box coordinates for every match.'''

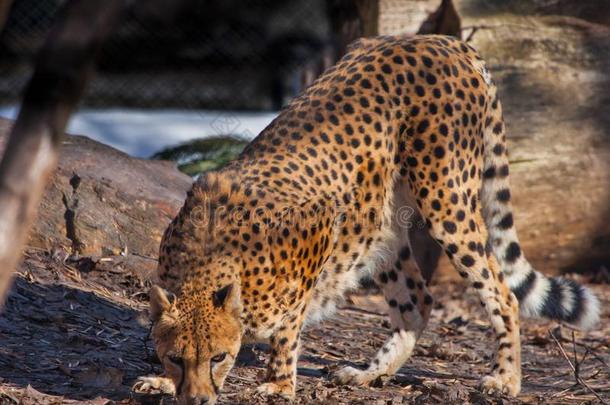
[505,242,521,263]
[439,123,448,136]
[413,139,425,151]
[456,210,465,221]
[493,144,504,156]
[497,189,511,202]
[417,120,429,134]
[433,146,445,158]
[399,246,411,261]
[461,255,475,267]
[493,122,503,134]
[443,221,457,234]
[498,213,514,229]
[447,244,458,254]
[444,103,453,115]
[483,166,496,179]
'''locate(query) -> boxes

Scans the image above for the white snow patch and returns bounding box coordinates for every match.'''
[0,106,278,158]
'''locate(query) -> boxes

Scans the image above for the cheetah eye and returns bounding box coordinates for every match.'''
[211,352,227,364]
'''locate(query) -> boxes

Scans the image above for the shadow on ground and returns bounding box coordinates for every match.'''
[0,277,151,400]
[0,249,608,404]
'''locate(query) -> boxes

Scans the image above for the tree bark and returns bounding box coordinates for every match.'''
[416,0,461,38]
[0,0,126,306]
[0,0,13,32]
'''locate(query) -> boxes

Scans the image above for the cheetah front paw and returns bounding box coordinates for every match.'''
[479,373,521,397]
[256,382,295,399]
[132,375,176,395]
[333,366,377,386]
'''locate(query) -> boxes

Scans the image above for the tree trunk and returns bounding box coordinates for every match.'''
[0,0,126,306]
[0,0,13,32]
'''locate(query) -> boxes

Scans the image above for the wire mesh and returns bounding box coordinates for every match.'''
[0,0,333,110]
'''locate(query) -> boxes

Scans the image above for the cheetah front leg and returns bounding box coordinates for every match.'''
[256,317,302,399]
[334,243,433,386]
[132,374,176,395]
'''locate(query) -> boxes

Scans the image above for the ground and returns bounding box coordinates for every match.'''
[0,249,608,404]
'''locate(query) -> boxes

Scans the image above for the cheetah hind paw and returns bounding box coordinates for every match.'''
[132,375,176,395]
[333,366,377,386]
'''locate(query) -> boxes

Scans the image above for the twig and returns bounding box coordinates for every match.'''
[131,253,159,261]
[572,341,610,370]
[548,329,608,404]
[461,23,540,42]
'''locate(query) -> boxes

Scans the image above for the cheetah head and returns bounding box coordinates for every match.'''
[149,282,242,405]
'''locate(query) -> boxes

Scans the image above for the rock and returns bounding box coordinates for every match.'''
[0,117,192,258]
[377,1,610,276]
[464,12,610,274]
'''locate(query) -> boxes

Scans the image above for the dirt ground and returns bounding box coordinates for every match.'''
[0,249,608,405]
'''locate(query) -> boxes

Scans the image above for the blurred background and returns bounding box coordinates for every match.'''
[0,0,609,273]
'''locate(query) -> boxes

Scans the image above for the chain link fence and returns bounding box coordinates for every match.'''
[0,0,334,110]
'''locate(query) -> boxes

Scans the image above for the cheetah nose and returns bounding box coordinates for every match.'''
[198,396,209,405]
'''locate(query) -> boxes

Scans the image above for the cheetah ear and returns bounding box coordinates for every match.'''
[150,285,176,322]
[212,284,233,308]
[212,283,241,315]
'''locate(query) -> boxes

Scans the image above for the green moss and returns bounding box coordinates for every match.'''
[150,135,249,177]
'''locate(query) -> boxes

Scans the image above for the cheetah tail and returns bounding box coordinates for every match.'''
[480,85,600,331]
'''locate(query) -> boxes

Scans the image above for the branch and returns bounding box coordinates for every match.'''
[548,329,608,404]
[0,0,13,33]
[0,0,126,306]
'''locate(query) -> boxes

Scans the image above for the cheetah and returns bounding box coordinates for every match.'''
[135,35,600,404]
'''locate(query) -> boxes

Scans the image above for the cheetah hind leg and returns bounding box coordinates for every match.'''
[334,238,433,386]
[132,375,176,395]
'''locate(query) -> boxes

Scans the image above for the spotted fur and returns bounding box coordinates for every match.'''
[137,35,599,404]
